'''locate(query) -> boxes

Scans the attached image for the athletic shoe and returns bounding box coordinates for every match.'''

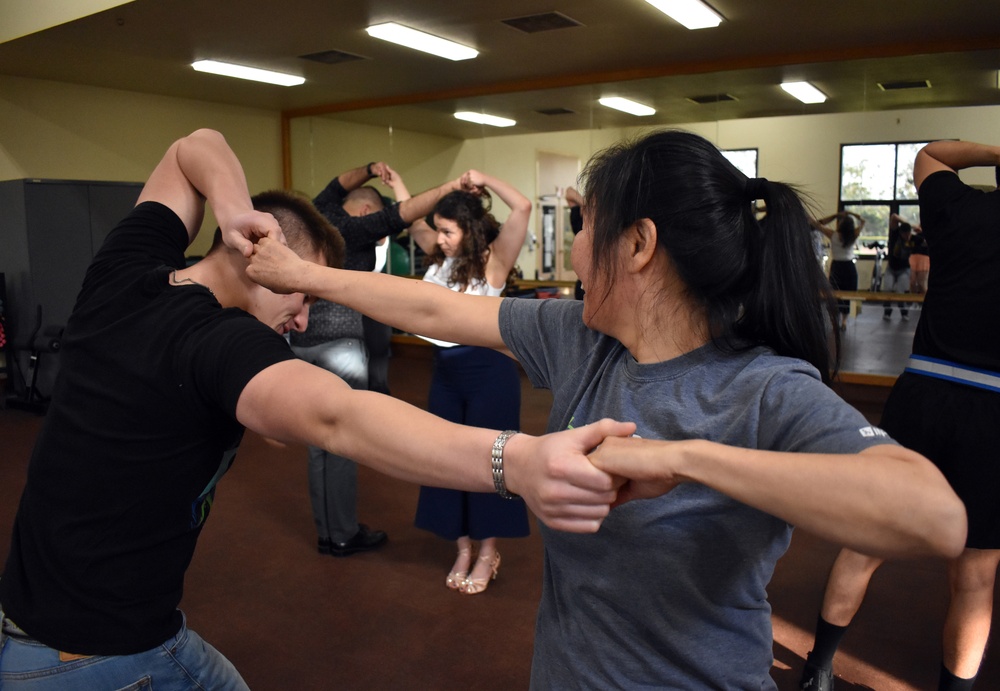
[799,659,835,691]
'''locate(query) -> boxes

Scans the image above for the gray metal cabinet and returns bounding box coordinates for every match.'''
[0,179,142,403]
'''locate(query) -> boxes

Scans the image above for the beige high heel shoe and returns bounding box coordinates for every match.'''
[460,551,500,595]
[446,546,474,590]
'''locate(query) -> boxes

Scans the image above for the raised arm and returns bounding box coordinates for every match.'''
[237,358,636,532]
[337,161,387,194]
[406,218,438,255]
[565,186,584,208]
[809,215,837,239]
[397,176,464,225]
[248,236,508,351]
[381,164,411,202]
[136,129,282,256]
[589,438,966,560]
[460,170,531,286]
[850,212,866,237]
[914,139,1000,190]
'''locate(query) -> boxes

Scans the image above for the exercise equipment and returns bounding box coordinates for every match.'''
[6,306,64,414]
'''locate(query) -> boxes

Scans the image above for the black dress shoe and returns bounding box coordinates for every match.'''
[318,524,388,557]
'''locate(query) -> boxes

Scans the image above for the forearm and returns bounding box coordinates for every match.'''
[173,129,254,232]
[338,163,375,193]
[238,361,631,533]
[407,218,438,254]
[398,178,462,224]
[320,389,500,489]
[597,436,967,559]
[298,261,504,348]
[310,392,632,532]
[241,363,494,489]
[247,236,504,346]
[810,218,834,237]
[389,179,411,202]
[480,174,531,268]
[480,173,531,214]
[677,440,966,558]
[921,140,1000,171]
[137,129,253,244]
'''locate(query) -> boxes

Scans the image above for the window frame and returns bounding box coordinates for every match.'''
[837,140,928,246]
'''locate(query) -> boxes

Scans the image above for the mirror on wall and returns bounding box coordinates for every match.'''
[283,50,998,376]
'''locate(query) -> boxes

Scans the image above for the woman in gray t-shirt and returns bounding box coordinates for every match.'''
[248,129,966,689]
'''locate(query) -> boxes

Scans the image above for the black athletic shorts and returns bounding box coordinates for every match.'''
[880,371,1000,549]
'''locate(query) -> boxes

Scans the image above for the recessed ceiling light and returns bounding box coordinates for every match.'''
[454,111,516,127]
[191,60,304,86]
[366,22,478,61]
[780,81,828,104]
[599,97,656,116]
[644,0,724,30]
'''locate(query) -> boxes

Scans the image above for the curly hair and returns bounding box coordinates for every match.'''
[426,189,512,292]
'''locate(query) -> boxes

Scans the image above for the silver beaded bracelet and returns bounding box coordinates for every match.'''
[491,430,521,500]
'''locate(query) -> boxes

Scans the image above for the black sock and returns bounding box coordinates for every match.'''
[938,663,976,691]
[807,615,849,669]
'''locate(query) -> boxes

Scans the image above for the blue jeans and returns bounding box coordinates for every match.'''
[0,609,249,690]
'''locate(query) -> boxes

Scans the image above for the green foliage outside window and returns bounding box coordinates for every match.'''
[840,141,928,245]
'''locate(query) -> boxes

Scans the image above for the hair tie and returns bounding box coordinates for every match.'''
[744,177,770,203]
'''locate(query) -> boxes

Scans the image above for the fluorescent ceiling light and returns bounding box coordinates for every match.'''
[192,60,304,86]
[645,0,723,30]
[599,97,656,116]
[781,81,828,104]
[454,111,516,127]
[366,22,478,61]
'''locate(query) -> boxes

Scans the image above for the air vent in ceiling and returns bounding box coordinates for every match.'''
[686,93,738,105]
[877,79,931,91]
[535,107,575,116]
[299,49,367,65]
[502,12,582,33]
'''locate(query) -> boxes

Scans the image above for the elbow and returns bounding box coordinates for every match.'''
[883,450,968,559]
[901,489,967,560]
[186,128,226,145]
[927,494,968,559]
[908,456,968,559]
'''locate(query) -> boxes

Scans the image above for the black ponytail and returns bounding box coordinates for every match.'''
[582,129,840,383]
[735,182,840,383]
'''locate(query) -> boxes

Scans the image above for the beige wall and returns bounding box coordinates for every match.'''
[289,116,463,198]
[1,74,283,256]
[6,71,1000,262]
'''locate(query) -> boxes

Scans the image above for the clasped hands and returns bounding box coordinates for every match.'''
[369,162,482,196]
[247,236,307,294]
[499,419,685,534]
[222,210,287,258]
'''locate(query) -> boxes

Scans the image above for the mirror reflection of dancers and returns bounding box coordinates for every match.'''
[811,211,865,331]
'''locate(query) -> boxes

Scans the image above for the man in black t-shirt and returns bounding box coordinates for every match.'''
[801,140,1000,691]
[0,129,633,690]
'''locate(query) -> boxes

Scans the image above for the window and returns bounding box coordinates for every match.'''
[722,148,758,179]
[839,141,927,244]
